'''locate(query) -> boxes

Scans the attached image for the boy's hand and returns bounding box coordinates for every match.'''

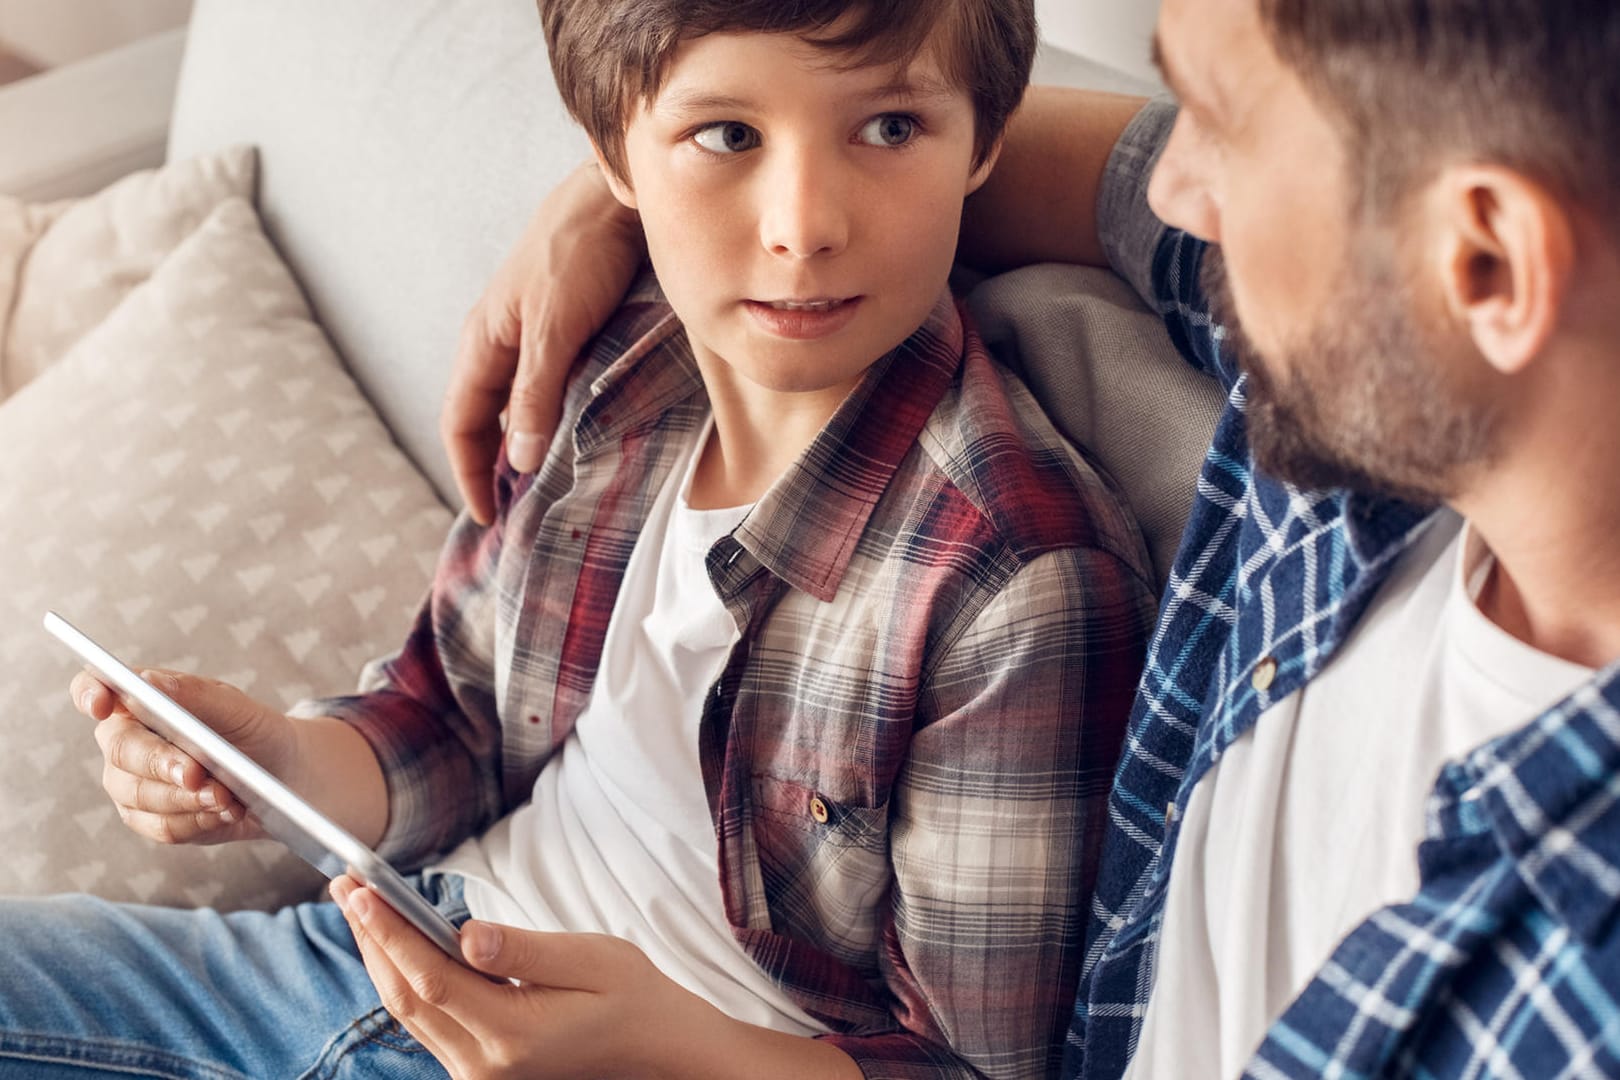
[442,160,645,526]
[331,875,720,1080]
[71,668,294,846]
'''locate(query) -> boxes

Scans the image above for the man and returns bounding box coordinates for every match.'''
[445,0,1620,1076]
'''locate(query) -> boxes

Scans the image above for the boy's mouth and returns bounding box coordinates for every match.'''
[757,297,856,312]
[744,296,863,340]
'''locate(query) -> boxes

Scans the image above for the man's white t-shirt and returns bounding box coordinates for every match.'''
[432,418,828,1036]
[1125,511,1594,1079]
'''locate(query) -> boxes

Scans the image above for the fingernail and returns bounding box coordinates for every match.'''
[350,888,374,924]
[199,787,218,809]
[218,808,236,824]
[507,432,543,472]
[465,922,501,963]
[169,762,186,786]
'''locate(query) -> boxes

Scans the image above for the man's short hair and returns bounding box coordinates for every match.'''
[1262,0,1620,227]
[537,0,1036,182]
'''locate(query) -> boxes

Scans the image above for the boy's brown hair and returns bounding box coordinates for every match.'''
[538,0,1037,182]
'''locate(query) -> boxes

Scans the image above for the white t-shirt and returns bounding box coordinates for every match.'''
[1125,511,1594,1080]
[432,419,829,1036]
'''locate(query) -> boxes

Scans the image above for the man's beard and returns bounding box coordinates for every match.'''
[1201,244,1501,505]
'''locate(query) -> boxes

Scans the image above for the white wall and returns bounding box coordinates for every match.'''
[1037,0,1163,89]
[0,0,191,66]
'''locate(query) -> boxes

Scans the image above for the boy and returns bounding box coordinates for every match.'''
[6,1,1155,1077]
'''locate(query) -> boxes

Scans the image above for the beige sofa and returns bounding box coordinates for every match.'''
[0,1,1220,912]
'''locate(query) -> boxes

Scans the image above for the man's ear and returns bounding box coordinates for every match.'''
[964,136,1004,198]
[1434,165,1575,375]
[590,143,638,210]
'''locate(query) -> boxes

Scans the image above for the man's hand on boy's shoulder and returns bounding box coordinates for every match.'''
[443,161,645,526]
[442,91,1153,525]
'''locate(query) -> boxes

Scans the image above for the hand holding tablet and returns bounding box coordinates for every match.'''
[46,611,465,963]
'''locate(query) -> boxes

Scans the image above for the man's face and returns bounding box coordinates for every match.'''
[1149,0,1500,501]
[603,28,994,411]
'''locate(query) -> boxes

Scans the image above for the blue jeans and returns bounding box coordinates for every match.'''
[0,874,468,1079]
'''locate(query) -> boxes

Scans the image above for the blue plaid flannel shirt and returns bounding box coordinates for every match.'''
[1065,99,1620,1080]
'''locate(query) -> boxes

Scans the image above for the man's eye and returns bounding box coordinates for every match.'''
[856,114,918,148]
[692,122,760,154]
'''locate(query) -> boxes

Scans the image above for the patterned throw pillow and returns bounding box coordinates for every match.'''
[0,196,453,911]
[0,145,255,402]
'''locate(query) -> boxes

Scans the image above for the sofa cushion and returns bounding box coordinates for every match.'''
[168,0,591,508]
[968,264,1225,588]
[0,196,453,910]
[0,145,255,402]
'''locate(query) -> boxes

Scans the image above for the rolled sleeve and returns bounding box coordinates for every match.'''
[292,498,511,870]
[1096,96,1179,308]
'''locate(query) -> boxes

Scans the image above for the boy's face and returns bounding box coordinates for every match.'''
[599,27,997,410]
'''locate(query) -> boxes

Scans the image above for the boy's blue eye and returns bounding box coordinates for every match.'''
[857,114,918,148]
[692,122,760,154]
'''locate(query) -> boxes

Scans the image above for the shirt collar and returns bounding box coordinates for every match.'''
[734,291,964,602]
[575,299,705,459]
[576,284,965,604]
[1452,662,1620,944]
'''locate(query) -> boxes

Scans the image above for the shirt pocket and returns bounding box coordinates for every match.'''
[749,772,892,970]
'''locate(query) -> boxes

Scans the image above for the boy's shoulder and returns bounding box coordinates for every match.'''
[912,315,1152,580]
[567,271,681,396]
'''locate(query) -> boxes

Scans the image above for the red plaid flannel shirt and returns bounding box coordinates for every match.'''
[312,280,1155,1078]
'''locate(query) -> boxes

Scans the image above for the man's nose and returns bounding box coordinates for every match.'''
[757,148,850,260]
[1147,117,1222,245]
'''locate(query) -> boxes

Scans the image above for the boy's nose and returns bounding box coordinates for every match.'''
[757,151,850,260]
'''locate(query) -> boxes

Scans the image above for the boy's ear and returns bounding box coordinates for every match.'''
[964,137,1004,199]
[590,143,638,210]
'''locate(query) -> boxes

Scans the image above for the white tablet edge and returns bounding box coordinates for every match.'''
[43,611,464,960]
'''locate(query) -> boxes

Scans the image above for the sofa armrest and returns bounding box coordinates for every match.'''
[0,28,187,201]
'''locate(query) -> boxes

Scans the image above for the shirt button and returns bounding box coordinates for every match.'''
[1252,656,1278,692]
[809,796,830,824]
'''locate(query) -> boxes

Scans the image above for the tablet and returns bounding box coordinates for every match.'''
[44,611,465,962]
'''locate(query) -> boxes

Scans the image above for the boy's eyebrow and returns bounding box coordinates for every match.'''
[658,91,755,118]
[849,74,959,104]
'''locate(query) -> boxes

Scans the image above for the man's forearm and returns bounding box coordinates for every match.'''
[958,86,1148,273]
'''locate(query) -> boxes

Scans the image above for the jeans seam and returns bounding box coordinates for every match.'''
[0,1030,250,1080]
[301,1006,435,1080]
